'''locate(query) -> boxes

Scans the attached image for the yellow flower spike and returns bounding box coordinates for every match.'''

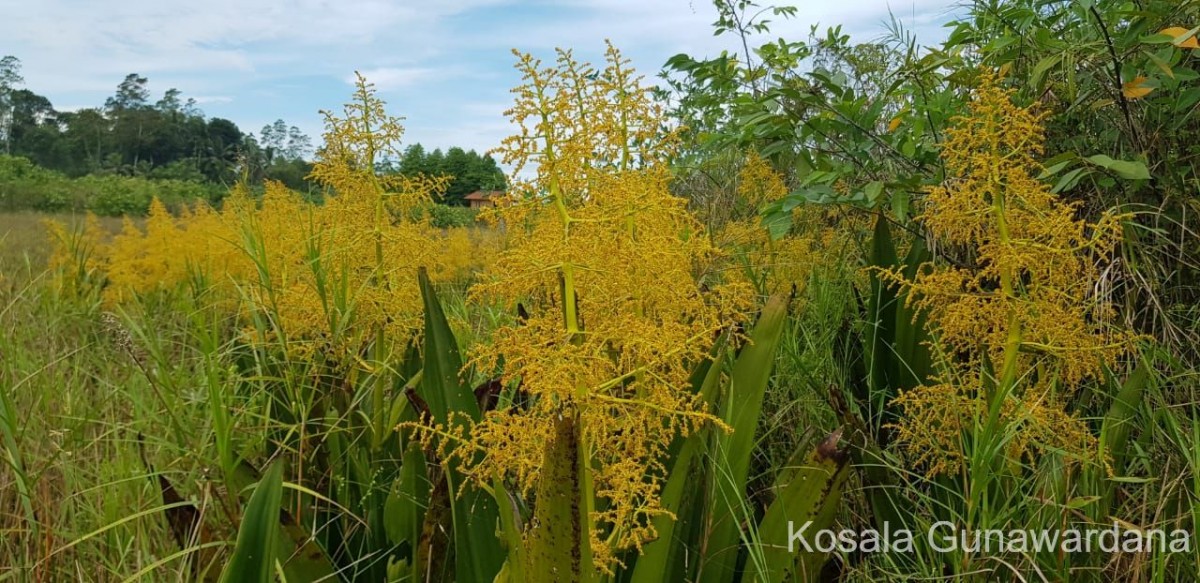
[886,71,1133,476]
[85,76,462,367]
[454,43,752,568]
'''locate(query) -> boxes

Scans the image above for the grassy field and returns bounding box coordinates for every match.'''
[1,212,206,580]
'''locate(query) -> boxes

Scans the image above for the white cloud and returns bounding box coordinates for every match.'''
[193,95,234,104]
[350,67,448,91]
[479,0,957,60]
[3,0,506,95]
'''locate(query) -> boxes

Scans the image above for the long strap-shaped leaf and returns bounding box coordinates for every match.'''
[220,462,284,583]
[700,293,791,583]
[745,430,850,583]
[629,341,727,583]
[417,267,505,582]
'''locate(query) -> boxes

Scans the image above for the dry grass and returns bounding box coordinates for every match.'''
[0,212,126,271]
[0,212,128,276]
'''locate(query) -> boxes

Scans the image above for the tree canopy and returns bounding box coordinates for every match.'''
[0,57,501,201]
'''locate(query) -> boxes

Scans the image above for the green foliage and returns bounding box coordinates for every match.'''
[662,1,1200,580]
[416,267,506,582]
[7,1,1200,581]
[424,203,478,228]
[0,156,221,215]
[392,143,506,206]
[220,463,284,583]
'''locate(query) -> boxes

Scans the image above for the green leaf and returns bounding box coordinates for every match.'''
[630,346,726,583]
[1102,364,1149,465]
[384,442,428,548]
[220,462,284,583]
[745,431,851,583]
[699,293,791,583]
[418,267,480,423]
[863,181,884,205]
[418,268,506,582]
[1066,496,1101,509]
[1051,167,1088,193]
[1037,157,1075,180]
[1031,53,1063,91]
[1085,154,1150,180]
[1108,476,1157,484]
[891,190,909,223]
[761,207,792,241]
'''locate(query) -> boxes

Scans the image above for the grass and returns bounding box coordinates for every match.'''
[0,212,226,581]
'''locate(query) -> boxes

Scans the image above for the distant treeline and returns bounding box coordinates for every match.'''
[0,56,505,206]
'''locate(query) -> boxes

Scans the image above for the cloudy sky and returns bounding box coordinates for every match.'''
[3,0,961,156]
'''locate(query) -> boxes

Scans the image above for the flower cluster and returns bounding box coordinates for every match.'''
[461,43,751,567]
[715,151,830,297]
[48,76,497,364]
[888,72,1132,475]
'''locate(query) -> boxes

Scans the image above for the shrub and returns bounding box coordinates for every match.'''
[425,203,478,228]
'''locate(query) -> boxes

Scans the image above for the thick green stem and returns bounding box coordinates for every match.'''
[990,133,1022,393]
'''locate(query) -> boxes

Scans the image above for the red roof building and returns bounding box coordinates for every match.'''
[464,190,505,209]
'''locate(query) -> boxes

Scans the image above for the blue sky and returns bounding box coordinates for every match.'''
[3,0,961,157]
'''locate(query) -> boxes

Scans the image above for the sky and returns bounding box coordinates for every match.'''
[2,0,962,158]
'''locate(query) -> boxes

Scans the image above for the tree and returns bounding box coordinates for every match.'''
[202,117,243,183]
[399,143,428,175]
[8,89,61,167]
[104,74,154,170]
[0,55,24,155]
[259,119,288,164]
[156,88,183,115]
[59,108,108,175]
[284,125,312,161]
[389,143,505,205]
[105,74,149,113]
[442,146,472,204]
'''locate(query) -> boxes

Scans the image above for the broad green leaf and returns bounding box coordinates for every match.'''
[745,431,851,583]
[699,293,791,583]
[384,442,428,548]
[1085,154,1151,180]
[630,345,726,583]
[220,462,284,583]
[418,268,506,583]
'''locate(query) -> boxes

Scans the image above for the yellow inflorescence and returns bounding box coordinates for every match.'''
[887,72,1132,476]
[48,76,498,364]
[460,43,751,567]
[714,151,840,299]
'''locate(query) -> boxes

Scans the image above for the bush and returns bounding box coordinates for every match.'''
[425,203,478,228]
[0,155,220,215]
[77,176,216,216]
[0,155,71,212]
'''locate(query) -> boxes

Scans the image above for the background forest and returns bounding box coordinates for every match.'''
[0,63,505,214]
